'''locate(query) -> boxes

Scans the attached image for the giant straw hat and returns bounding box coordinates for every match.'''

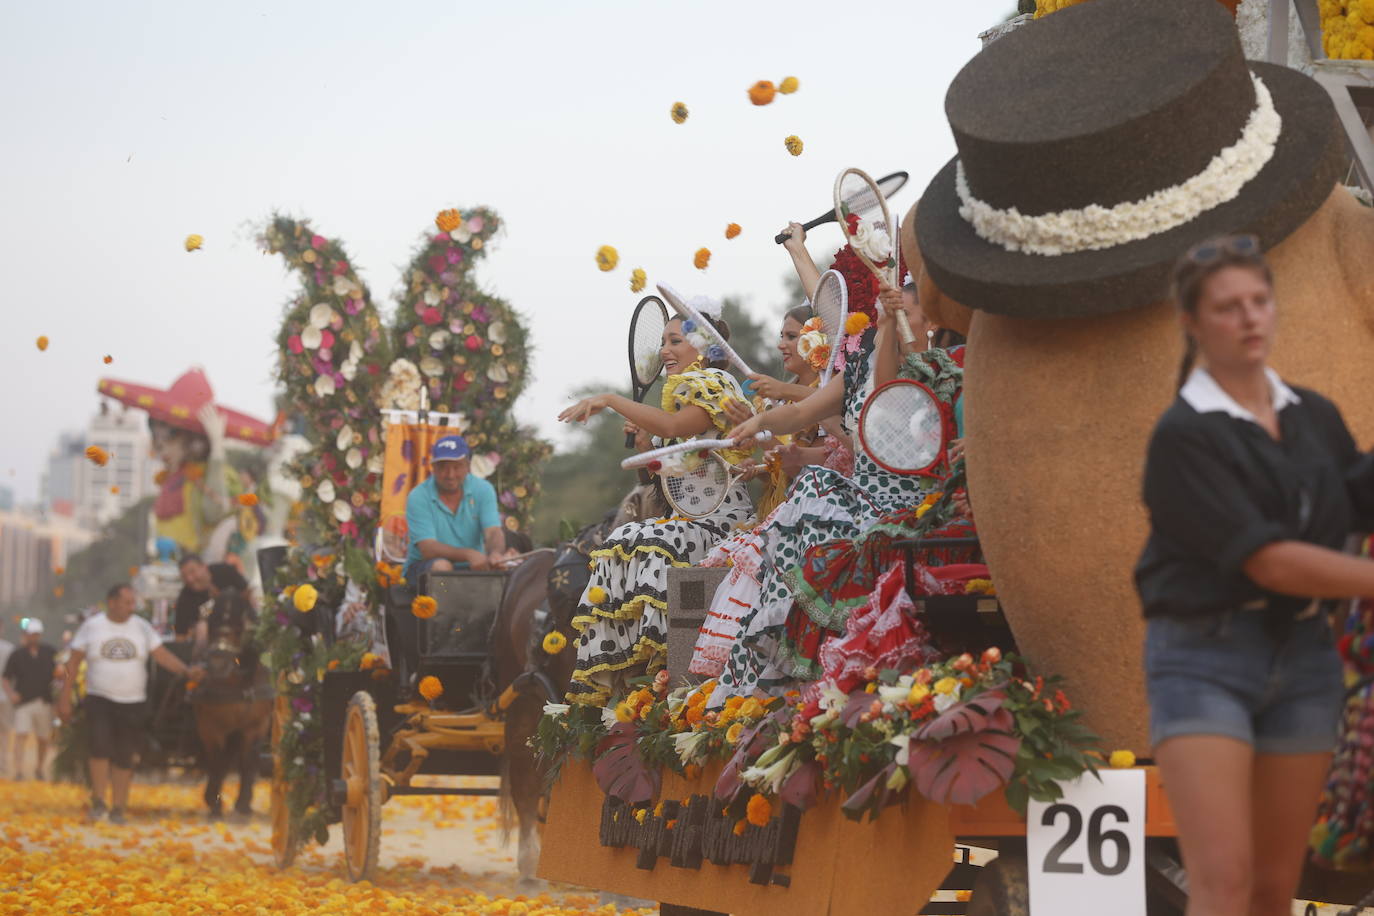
[916,0,1344,319]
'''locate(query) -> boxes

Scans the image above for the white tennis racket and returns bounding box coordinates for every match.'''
[656,283,754,377]
[834,167,914,346]
[857,380,946,476]
[811,269,847,385]
[622,435,770,518]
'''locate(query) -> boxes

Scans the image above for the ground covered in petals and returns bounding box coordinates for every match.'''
[0,777,652,916]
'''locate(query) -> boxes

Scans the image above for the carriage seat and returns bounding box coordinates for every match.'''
[386,569,508,707]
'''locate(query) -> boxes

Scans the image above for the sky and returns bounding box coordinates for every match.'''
[0,0,1012,505]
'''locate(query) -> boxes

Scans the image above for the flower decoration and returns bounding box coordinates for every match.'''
[184,234,203,252]
[844,313,872,336]
[630,268,647,293]
[1109,749,1137,769]
[596,245,619,272]
[84,445,109,467]
[670,101,689,124]
[1319,0,1374,59]
[542,631,568,655]
[779,76,799,94]
[724,223,741,239]
[237,493,259,507]
[693,248,711,270]
[419,675,444,702]
[586,585,608,605]
[1034,0,1090,17]
[796,317,831,371]
[411,595,438,619]
[36,336,49,351]
[784,135,804,156]
[435,208,462,232]
[748,80,777,105]
[746,793,772,827]
[293,584,318,612]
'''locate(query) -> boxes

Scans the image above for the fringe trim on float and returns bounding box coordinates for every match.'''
[571,592,668,631]
[590,543,696,566]
[566,637,669,706]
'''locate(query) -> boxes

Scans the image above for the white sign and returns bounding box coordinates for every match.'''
[1027,769,1146,916]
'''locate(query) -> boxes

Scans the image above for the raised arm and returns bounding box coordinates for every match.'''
[781,223,822,301]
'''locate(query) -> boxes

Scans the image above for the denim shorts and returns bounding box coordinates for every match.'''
[1144,611,1343,754]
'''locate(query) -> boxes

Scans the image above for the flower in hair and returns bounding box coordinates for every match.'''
[707,345,726,363]
[694,248,711,270]
[596,245,619,272]
[682,319,697,333]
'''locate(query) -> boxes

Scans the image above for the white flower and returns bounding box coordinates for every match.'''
[673,730,711,767]
[469,453,495,478]
[934,688,962,714]
[817,681,849,714]
[851,220,892,264]
[542,702,570,718]
[742,748,800,795]
[330,275,354,297]
[599,705,620,729]
[424,288,441,306]
[367,453,385,474]
[877,685,909,708]
[316,479,336,503]
[340,359,357,382]
[345,447,362,469]
[309,303,337,330]
[429,330,450,350]
[349,340,363,362]
[336,426,355,451]
[487,321,507,344]
[889,733,911,767]
[333,499,352,523]
[450,226,472,244]
[486,364,509,383]
[301,326,323,350]
[419,356,445,378]
[313,375,335,398]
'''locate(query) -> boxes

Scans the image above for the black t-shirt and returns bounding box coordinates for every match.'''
[173,563,249,636]
[4,643,58,704]
[1135,377,1374,619]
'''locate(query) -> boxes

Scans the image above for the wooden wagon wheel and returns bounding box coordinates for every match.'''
[269,693,299,869]
[341,690,383,882]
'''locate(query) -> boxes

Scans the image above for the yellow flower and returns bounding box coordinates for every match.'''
[634,808,647,824]
[292,584,318,613]
[586,585,608,605]
[435,208,463,232]
[360,652,379,670]
[614,702,635,723]
[670,101,689,124]
[908,683,931,705]
[844,313,871,335]
[411,595,438,619]
[746,793,772,827]
[36,336,49,351]
[784,135,804,156]
[596,245,619,272]
[1109,749,1137,769]
[778,76,799,94]
[85,445,109,466]
[542,631,568,655]
[693,247,711,270]
[418,675,443,701]
[933,676,959,696]
[725,722,744,745]
[738,698,765,720]
[630,268,647,293]
[964,578,997,595]
[724,223,741,240]
[184,234,203,252]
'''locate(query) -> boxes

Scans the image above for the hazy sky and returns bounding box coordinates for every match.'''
[0,0,1010,504]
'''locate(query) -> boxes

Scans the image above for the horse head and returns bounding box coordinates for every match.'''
[199,589,257,683]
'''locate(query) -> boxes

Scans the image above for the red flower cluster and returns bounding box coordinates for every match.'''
[827,243,909,324]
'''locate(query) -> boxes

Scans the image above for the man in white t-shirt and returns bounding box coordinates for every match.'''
[57,583,203,824]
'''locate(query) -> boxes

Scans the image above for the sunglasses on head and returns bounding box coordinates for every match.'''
[1184,234,1261,265]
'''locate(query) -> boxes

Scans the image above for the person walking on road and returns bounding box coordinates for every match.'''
[0,623,14,779]
[3,619,57,780]
[56,584,203,823]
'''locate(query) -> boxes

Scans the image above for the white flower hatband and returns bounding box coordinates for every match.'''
[955,73,1281,257]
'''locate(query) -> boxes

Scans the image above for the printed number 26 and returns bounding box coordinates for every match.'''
[1041,804,1131,877]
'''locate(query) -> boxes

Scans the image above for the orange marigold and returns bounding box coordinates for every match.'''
[844,313,871,335]
[694,248,711,270]
[36,336,49,351]
[103,354,113,364]
[747,80,776,106]
[733,818,748,836]
[360,652,379,671]
[109,486,120,494]
[746,793,772,827]
[724,223,741,240]
[237,493,259,507]
[435,208,463,232]
[419,675,444,701]
[85,445,109,467]
[412,595,438,619]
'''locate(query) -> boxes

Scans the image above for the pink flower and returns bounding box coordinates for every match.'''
[319,347,332,362]
[311,234,327,249]
[467,216,484,233]
[332,260,348,275]
[446,249,463,265]
[464,334,482,351]
[404,332,415,346]
[287,335,303,355]
[422,307,442,325]
[319,329,335,349]
[449,319,464,333]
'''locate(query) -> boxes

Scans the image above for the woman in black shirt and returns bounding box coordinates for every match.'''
[1137,235,1374,915]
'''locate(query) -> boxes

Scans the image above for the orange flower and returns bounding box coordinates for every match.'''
[237,493,259,507]
[327,659,341,671]
[746,793,772,827]
[310,553,335,569]
[103,355,113,364]
[84,446,109,467]
[127,566,139,577]
[412,595,438,619]
[360,652,379,671]
[844,313,871,335]
[693,248,711,270]
[54,567,65,576]
[419,675,443,701]
[747,80,776,106]
[35,336,49,351]
[154,469,169,485]
[110,486,120,494]
[733,818,748,836]
[779,76,799,95]
[53,585,64,598]
[724,223,741,240]
[435,209,463,233]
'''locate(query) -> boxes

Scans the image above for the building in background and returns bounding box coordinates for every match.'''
[0,486,12,512]
[40,430,83,516]
[0,509,93,610]
[42,406,158,529]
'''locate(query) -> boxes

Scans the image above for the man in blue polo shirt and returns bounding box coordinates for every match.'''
[404,434,514,582]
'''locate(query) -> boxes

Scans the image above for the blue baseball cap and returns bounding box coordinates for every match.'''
[431,435,471,462]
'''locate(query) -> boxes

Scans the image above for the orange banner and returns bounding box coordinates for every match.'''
[377,422,450,562]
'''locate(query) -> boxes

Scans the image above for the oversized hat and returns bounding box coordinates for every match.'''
[97,368,276,445]
[916,0,1344,320]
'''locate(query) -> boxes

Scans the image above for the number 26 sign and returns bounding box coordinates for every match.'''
[1027,769,1146,916]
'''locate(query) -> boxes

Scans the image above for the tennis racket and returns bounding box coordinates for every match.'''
[857,379,946,476]
[834,167,915,347]
[622,436,769,519]
[625,295,669,448]
[656,283,755,377]
[812,269,847,385]
[774,171,908,244]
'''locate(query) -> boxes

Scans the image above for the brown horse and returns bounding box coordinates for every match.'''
[499,485,663,884]
[192,589,273,820]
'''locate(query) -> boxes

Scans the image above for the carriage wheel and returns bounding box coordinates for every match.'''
[269,694,299,869]
[341,691,383,882]
[966,853,1029,916]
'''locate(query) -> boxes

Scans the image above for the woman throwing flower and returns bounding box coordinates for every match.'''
[557,297,754,705]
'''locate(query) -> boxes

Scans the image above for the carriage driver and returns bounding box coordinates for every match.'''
[404,434,517,586]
